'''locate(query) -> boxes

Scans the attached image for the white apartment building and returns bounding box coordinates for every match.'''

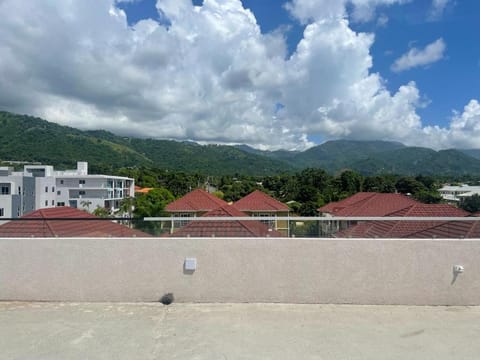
[438,184,480,203]
[0,162,134,221]
[0,167,36,222]
[53,162,134,212]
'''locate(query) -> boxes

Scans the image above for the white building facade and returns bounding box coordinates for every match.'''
[0,162,134,221]
[0,167,36,222]
[438,185,480,203]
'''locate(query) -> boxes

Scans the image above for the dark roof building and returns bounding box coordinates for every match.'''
[0,207,151,237]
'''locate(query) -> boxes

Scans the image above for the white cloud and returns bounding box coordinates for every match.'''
[428,0,451,20]
[391,38,446,72]
[284,0,409,23]
[0,0,473,151]
[377,13,389,27]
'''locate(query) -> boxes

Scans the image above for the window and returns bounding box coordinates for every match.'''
[60,180,64,185]
[0,208,4,217]
[52,186,55,192]
[45,200,48,206]
[79,191,86,195]
[57,202,65,207]
[79,180,86,185]
[253,212,276,228]
[45,186,48,193]
[57,190,61,195]
[51,200,55,206]
[1,185,10,195]
[174,213,194,228]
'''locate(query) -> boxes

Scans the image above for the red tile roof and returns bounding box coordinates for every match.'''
[0,207,151,237]
[233,190,289,212]
[135,187,154,194]
[335,203,473,239]
[165,189,227,213]
[318,192,420,216]
[169,205,283,238]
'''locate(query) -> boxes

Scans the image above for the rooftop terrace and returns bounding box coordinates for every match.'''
[1,302,479,359]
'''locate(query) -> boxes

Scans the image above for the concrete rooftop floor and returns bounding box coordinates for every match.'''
[1,302,480,360]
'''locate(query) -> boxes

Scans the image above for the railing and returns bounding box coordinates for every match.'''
[1,216,479,238]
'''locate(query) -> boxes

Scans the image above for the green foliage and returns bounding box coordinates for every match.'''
[339,170,363,194]
[92,206,112,218]
[459,194,480,213]
[220,176,263,202]
[395,177,427,195]
[363,175,396,193]
[4,111,480,177]
[413,190,443,204]
[134,188,175,218]
[133,188,175,235]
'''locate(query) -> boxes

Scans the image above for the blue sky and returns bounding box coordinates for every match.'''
[0,0,479,150]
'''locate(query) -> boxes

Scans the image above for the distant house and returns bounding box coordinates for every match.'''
[169,205,283,238]
[335,204,472,239]
[0,207,151,237]
[438,185,480,203]
[318,192,428,237]
[165,189,228,231]
[318,192,419,217]
[233,190,290,235]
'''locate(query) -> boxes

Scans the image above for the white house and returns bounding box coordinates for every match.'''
[438,184,480,203]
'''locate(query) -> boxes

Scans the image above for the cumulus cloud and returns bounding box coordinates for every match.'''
[443,100,480,148]
[428,0,451,20]
[0,0,473,151]
[284,0,409,23]
[391,38,446,72]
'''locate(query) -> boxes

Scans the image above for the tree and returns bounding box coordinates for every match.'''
[363,176,396,193]
[459,194,480,213]
[395,177,426,195]
[134,188,175,218]
[413,190,443,204]
[93,206,112,218]
[133,187,175,235]
[339,170,363,194]
[80,200,92,212]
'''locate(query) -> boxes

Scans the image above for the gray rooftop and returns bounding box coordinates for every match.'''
[1,302,480,360]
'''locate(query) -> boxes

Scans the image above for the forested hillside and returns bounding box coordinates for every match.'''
[3,110,480,176]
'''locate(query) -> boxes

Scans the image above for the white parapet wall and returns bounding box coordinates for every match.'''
[1,237,479,305]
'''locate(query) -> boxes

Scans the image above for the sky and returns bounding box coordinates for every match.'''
[0,0,479,151]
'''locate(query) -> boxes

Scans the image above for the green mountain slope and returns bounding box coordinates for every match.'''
[351,147,480,176]
[3,110,480,176]
[291,140,406,171]
[460,149,480,160]
[0,111,293,175]
[0,112,151,169]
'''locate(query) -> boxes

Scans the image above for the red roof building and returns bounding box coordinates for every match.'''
[0,207,151,237]
[335,204,473,239]
[233,190,290,235]
[318,192,420,217]
[169,205,283,238]
[233,190,290,212]
[165,189,227,213]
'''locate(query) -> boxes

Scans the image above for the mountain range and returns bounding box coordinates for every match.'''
[2,110,480,176]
